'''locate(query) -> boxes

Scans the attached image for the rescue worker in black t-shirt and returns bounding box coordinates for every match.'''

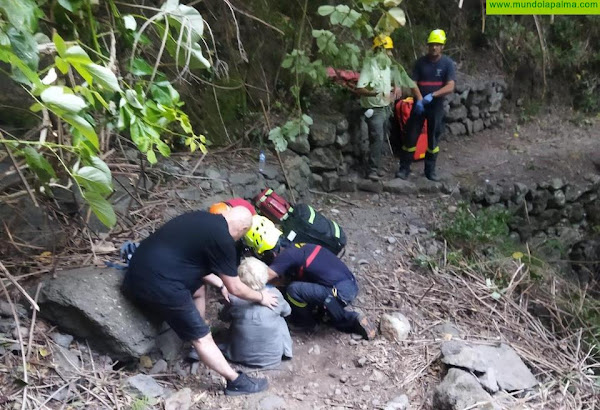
[122,207,278,396]
[266,243,376,340]
[397,29,456,182]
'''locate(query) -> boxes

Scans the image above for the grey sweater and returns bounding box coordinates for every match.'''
[222,287,293,368]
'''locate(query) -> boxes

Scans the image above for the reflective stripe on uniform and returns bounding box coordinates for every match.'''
[287,293,308,308]
[417,81,443,86]
[332,221,341,239]
[427,146,440,154]
[402,145,417,152]
[308,205,316,224]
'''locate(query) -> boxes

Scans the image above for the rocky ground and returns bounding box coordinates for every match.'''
[0,108,598,409]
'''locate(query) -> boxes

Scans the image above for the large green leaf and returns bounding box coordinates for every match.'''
[317,5,335,16]
[169,4,204,38]
[75,166,112,195]
[62,113,98,150]
[64,45,93,65]
[130,58,153,76]
[40,86,87,113]
[7,27,39,70]
[150,81,180,106]
[83,191,116,228]
[86,64,121,92]
[22,146,56,183]
[52,32,67,57]
[88,156,112,182]
[0,0,42,33]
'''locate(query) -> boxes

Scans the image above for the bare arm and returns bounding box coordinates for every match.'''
[203,273,224,288]
[411,86,423,101]
[220,274,278,309]
[432,80,455,98]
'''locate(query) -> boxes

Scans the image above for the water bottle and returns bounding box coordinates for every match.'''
[258,150,266,173]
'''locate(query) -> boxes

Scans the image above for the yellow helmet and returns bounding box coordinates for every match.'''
[373,34,393,49]
[427,29,446,45]
[244,215,282,255]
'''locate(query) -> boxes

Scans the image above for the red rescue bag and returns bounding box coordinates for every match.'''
[254,188,292,222]
[394,97,428,161]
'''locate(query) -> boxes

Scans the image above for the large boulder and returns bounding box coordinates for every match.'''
[441,341,538,391]
[433,368,500,410]
[309,114,338,147]
[283,153,312,194]
[308,147,342,171]
[38,267,159,359]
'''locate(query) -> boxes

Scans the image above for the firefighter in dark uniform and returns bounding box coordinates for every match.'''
[396,29,456,181]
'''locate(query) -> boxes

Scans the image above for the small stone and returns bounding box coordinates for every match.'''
[335,388,342,395]
[258,395,287,410]
[369,369,386,382]
[387,245,394,252]
[164,388,192,410]
[340,375,348,383]
[380,313,411,341]
[50,332,74,348]
[418,227,428,234]
[357,357,367,367]
[190,362,199,375]
[140,355,153,369]
[358,259,369,265]
[387,236,397,244]
[150,359,168,375]
[11,327,27,339]
[384,394,409,410]
[126,374,164,398]
[309,345,321,355]
[448,205,458,213]
[362,385,371,392]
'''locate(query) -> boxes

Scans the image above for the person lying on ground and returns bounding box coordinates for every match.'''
[266,242,377,340]
[121,206,278,396]
[220,257,292,368]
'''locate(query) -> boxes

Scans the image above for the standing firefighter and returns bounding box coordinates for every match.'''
[355,34,395,181]
[397,29,455,181]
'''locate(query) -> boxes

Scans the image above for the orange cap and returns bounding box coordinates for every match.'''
[209,202,230,215]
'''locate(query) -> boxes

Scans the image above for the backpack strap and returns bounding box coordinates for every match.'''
[298,245,322,280]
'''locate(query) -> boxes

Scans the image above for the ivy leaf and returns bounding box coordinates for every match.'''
[130,58,153,76]
[146,149,157,164]
[40,86,87,113]
[86,64,121,93]
[156,140,171,157]
[52,33,67,57]
[88,156,112,182]
[125,89,143,109]
[64,45,93,65]
[281,54,294,69]
[83,191,116,228]
[302,114,313,126]
[317,5,335,16]
[62,113,98,150]
[268,127,287,152]
[22,146,56,183]
[122,15,137,31]
[75,166,113,195]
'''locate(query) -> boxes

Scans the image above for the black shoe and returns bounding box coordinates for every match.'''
[395,168,410,180]
[225,372,269,396]
[425,171,441,182]
[354,312,377,340]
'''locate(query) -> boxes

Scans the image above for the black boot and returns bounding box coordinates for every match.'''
[396,152,412,180]
[424,158,440,181]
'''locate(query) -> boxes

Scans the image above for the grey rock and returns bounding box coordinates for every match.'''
[357,179,383,194]
[322,171,340,192]
[50,332,74,348]
[203,167,221,179]
[585,200,600,225]
[157,325,183,361]
[259,395,287,410]
[538,209,561,230]
[380,312,410,341]
[335,131,351,148]
[433,368,499,410]
[288,134,311,155]
[513,182,530,198]
[336,118,349,134]
[580,190,598,204]
[0,319,13,333]
[230,172,258,186]
[550,178,565,191]
[565,203,585,223]
[547,190,566,209]
[473,119,485,133]
[469,105,480,119]
[484,118,492,128]
[260,164,280,180]
[433,323,461,339]
[199,180,210,190]
[564,185,583,202]
[569,239,600,284]
[311,173,323,189]
[472,186,486,203]
[126,374,164,398]
[39,267,158,359]
[357,357,368,367]
[383,394,409,410]
[478,367,500,393]
[528,190,549,215]
[52,346,81,379]
[150,359,168,375]
[465,119,473,135]
[446,105,468,122]
[309,116,337,147]
[447,122,466,136]
[383,179,417,195]
[174,187,202,202]
[283,154,312,194]
[211,179,225,194]
[0,301,27,318]
[441,341,538,391]
[309,147,342,171]
[484,190,501,205]
[165,388,192,410]
[339,177,357,192]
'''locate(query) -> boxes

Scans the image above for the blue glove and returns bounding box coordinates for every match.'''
[120,241,139,264]
[414,100,424,115]
[422,93,434,104]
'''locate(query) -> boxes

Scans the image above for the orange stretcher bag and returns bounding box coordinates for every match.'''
[394,97,428,161]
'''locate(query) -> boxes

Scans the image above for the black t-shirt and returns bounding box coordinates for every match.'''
[269,244,354,287]
[125,211,237,304]
[412,55,456,97]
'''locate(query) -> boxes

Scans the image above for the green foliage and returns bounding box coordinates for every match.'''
[0,0,212,227]
[439,202,511,248]
[268,114,313,151]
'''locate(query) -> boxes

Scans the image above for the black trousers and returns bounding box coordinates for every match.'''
[400,99,444,173]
